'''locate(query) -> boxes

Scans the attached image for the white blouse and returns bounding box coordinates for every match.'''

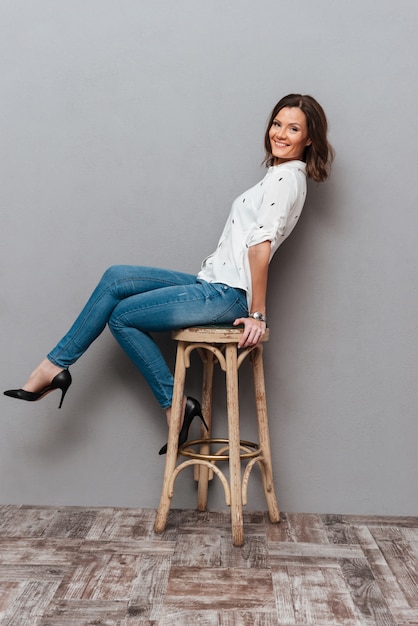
[198,160,307,309]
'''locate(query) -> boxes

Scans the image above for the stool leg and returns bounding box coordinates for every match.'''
[252,347,281,523]
[196,350,214,511]
[154,341,187,533]
[225,343,244,546]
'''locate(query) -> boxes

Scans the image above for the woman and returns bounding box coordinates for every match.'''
[4,94,334,454]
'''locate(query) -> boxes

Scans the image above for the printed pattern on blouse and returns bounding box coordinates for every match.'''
[197,160,307,308]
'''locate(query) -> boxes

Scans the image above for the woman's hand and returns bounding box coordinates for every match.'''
[233,316,267,348]
[234,240,269,348]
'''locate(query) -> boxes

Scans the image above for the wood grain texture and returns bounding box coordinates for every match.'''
[0,505,417,625]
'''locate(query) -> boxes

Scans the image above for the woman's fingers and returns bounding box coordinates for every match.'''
[233,317,266,348]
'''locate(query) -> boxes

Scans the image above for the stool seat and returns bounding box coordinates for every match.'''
[154,325,280,546]
[173,325,266,342]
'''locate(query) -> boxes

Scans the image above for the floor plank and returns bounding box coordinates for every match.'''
[0,505,416,625]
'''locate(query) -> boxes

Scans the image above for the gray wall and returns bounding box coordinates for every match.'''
[1,0,417,516]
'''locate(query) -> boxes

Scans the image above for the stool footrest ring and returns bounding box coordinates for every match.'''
[179,437,261,461]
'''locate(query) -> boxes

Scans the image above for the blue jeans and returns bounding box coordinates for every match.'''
[47,265,248,408]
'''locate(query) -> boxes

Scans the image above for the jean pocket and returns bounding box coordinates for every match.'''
[212,285,248,323]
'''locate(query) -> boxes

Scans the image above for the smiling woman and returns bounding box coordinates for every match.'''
[4,94,334,456]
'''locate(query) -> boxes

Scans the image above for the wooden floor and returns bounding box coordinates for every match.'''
[0,505,417,625]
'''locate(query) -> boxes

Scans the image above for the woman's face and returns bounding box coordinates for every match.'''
[268,106,312,164]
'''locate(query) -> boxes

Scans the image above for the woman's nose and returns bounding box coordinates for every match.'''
[274,126,286,139]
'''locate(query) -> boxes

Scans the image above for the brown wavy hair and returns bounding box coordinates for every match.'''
[263,94,334,182]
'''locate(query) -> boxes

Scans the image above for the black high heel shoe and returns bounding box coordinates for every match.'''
[4,369,72,409]
[159,396,208,455]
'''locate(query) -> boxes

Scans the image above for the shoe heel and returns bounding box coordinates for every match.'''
[54,370,72,409]
[198,413,209,431]
[58,388,68,409]
[158,396,207,456]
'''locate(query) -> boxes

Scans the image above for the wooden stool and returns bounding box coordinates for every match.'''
[154,326,280,546]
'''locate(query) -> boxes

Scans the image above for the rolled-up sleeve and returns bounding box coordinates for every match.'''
[246,170,297,249]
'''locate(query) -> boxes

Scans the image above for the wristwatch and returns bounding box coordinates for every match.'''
[249,311,267,323]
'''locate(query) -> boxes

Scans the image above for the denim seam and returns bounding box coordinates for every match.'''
[109,317,173,409]
[109,324,173,408]
[113,293,245,326]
